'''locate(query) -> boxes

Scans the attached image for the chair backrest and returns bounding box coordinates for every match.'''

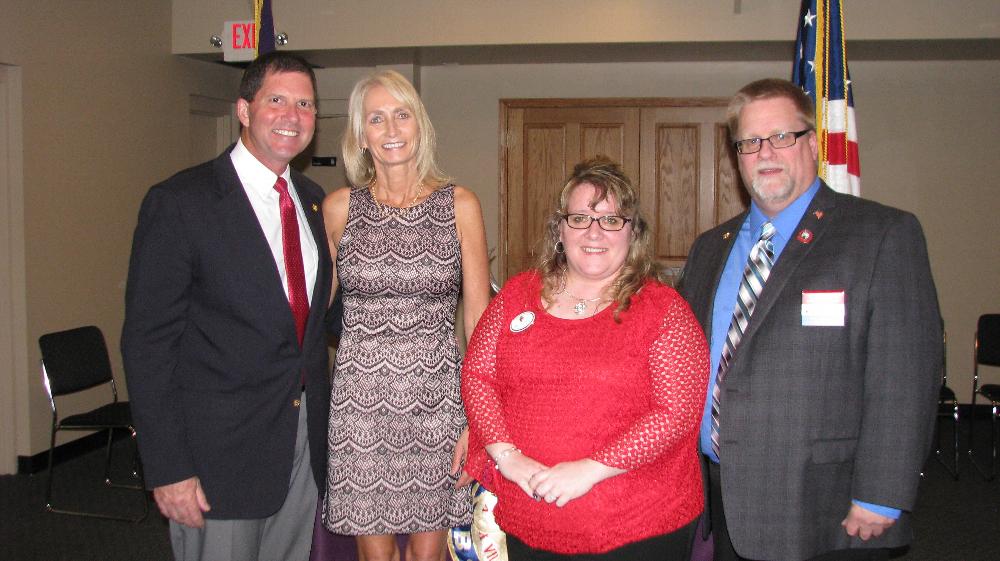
[38,326,114,396]
[977,314,1000,368]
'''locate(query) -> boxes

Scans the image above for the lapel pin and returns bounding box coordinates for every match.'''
[813,210,824,220]
[311,203,319,212]
[722,232,732,240]
[797,229,813,244]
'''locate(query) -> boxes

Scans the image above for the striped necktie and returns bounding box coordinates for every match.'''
[711,221,776,457]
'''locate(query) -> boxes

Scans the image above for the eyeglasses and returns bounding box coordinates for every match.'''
[562,213,632,231]
[733,130,811,155]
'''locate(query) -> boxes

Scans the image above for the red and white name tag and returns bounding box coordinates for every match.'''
[802,290,845,326]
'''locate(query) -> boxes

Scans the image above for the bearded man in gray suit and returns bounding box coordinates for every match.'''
[678,78,940,561]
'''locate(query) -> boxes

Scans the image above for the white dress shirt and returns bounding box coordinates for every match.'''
[230,139,318,304]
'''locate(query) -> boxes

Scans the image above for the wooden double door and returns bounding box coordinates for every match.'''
[500,98,749,284]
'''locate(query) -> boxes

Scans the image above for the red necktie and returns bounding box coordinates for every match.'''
[273,177,309,346]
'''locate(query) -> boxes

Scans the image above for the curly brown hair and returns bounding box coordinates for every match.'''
[537,156,664,321]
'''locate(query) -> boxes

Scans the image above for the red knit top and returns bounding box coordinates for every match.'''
[462,271,709,554]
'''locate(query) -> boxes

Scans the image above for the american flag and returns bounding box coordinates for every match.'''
[793,0,860,196]
[254,0,276,56]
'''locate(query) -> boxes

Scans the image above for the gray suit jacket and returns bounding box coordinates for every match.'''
[678,184,941,560]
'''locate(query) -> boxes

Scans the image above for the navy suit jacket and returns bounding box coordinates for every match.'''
[678,184,941,560]
[122,147,332,519]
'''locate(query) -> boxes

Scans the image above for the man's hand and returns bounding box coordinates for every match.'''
[153,476,211,528]
[842,503,895,540]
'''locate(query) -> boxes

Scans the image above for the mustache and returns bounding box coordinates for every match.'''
[754,162,787,174]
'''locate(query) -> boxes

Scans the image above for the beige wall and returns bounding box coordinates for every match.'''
[309,55,1000,398]
[171,0,1000,54]
[415,58,1000,404]
[1,0,241,460]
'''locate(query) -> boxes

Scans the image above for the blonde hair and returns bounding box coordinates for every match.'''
[537,156,663,322]
[341,69,449,187]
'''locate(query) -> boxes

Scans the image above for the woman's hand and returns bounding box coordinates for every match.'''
[495,451,549,499]
[451,427,473,488]
[528,459,625,507]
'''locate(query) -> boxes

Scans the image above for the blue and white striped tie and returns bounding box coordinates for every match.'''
[711,222,776,457]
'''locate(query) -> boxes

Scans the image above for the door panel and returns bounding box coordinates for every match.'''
[502,99,746,284]
[503,105,640,279]
[715,124,749,224]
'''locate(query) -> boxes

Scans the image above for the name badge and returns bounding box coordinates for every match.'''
[801,290,845,327]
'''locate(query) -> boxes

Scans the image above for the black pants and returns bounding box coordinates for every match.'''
[506,521,696,561]
[706,460,889,561]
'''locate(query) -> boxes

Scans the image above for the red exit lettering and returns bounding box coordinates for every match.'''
[232,22,256,49]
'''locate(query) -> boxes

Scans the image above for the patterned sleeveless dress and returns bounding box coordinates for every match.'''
[323,184,472,535]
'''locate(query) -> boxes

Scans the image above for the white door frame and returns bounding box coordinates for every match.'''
[0,64,27,474]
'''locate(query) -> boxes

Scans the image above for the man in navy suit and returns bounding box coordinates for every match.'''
[679,79,940,561]
[123,52,331,561]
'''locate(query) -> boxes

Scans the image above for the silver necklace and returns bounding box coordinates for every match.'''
[565,290,603,316]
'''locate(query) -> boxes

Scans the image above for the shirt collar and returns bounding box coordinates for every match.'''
[746,177,821,241]
[230,138,292,201]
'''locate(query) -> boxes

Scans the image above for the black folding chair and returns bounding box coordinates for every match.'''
[968,314,1000,481]
[39,325,148,521]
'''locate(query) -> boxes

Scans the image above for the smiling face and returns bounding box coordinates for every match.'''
[736,96,818,216]
[361,84,419,172]
[237,70,316,175]
[560,182,632,288]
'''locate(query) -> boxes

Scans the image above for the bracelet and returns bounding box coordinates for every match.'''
[492,447,521,467]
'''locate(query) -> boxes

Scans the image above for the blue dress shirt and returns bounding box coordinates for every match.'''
[698,178,899,519]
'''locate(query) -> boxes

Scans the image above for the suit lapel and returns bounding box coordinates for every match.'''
[737,184,839,347]
[290,170,331,345]
[211,149,301,346]
[698,214,745,334]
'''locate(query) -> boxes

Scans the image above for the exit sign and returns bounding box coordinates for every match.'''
[223,20,257,62]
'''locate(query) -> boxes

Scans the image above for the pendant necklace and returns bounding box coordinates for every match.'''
[565,290,603,316]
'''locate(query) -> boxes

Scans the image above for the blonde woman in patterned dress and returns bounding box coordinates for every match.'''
[320,69,491,561]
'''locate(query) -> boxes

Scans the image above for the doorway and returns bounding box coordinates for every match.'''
[189,94,239,165]
[0,64,26,474]
[499,98,749,284]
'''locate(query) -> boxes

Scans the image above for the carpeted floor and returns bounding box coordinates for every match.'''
[1,418,998,561]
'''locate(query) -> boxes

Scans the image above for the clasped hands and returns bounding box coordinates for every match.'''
[496,451,622,508]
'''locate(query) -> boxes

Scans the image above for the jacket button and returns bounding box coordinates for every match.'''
[293,398,301,408]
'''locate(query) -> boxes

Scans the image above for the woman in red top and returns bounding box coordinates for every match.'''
[462,156,709,560]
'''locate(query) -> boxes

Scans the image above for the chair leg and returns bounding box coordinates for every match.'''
[934,400,960,479]
[971,397,999,481]
[951,401,960,480]
[103,427,115,486]
[44,426,149,523]
[991,403,998,481]
[105,427,143,492]
[44,423,58,512]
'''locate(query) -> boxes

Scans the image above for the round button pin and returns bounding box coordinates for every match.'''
[510,311,535,333]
